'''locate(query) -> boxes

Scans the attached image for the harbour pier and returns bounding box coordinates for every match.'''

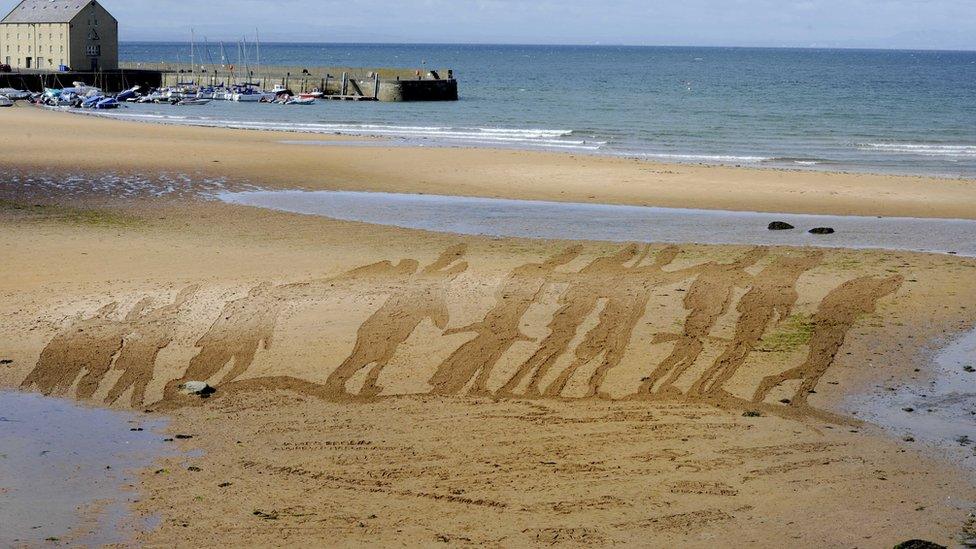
[121,62,459,102]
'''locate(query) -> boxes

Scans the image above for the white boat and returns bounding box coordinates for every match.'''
[0,95,13,107]
[284,97,316,105]
[0,88,30,100]
[177,98,212,106]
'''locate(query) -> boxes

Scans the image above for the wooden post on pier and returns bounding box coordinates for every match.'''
[341,72,348,96]
[373,73,380,99]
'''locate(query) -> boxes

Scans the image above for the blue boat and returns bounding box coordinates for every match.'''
[95,97,120,109]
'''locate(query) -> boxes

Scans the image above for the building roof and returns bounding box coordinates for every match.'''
[1,0,95,24]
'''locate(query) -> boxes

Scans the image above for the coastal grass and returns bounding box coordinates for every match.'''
[759,314,816,353]
[0,199,145,228]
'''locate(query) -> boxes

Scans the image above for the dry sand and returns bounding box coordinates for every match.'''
[1,106,975,547]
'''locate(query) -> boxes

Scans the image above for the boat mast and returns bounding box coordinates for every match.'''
[255,28,261,88]
[190,28,195,81]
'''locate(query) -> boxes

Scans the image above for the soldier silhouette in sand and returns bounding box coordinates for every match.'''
[22,302,130,398]
[165,282,283,399]
[105,285,199,407]
[498,244,651,398]
[752,275,903,407]
[542,245,703,399]
[429,245,584,396]
[324,244,469,399]
[690,251,823,397]
[636,247,769,398]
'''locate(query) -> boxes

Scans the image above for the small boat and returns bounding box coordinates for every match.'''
[116,86,141,102]
[177,98,212,106]
[81,95,104,108]
[284,97,316,105]
[300,90,324,99]
[0,95,13,107]
[0,88,30,100]
[94,97,120,109]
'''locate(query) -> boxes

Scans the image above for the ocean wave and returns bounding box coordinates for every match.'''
[632,153,772,163]
[82,110,593,149]
[857,142,976,158]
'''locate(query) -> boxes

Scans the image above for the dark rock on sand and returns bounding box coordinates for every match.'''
[768,221,795,231]
[180,381,216,397]
[809,227,836,235]
[892,541,946,549]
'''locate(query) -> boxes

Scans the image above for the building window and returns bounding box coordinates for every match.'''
[86,45,100,56]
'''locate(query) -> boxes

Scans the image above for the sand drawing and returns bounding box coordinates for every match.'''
[22,302,128,397]
[541,246,703,398]
[689,251,824,397]
[323,244,469,399]
[752,275,904,407]
[164,283,284,399]
[21,243,906,422]
[429,245,584,396]
[636,248,769,397]
[105,286,199,407]
[497,245,651,397]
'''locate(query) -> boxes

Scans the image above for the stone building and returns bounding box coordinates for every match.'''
[0,0,118,70]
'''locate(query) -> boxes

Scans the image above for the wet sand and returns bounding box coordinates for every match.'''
[3,105,976,219]
[1,106,976,546]
[0,392,174,546]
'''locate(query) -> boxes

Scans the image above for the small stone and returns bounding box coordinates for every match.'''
[903,407,915,413]
[179,381,216,397]
[187,466,202,472]
[218,482,232,488]
[809,227,836,235]
[174,434,193,440]
[768,221,795,231]
[893,541,947,549]
[742,410,762,417]
[964,366,975,373]
[0,359,13,365]
[903,436,915,443]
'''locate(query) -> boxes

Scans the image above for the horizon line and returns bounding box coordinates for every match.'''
[117,40,976,54]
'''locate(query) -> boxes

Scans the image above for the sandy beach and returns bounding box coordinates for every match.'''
[2,105,976,547]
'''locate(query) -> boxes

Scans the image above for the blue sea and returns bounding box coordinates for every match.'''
[116,43,976,178]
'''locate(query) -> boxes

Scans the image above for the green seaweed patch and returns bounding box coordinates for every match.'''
[0,200,144,228]
[758,314,815,353]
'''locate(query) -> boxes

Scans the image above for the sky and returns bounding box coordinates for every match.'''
[80,0,976,50]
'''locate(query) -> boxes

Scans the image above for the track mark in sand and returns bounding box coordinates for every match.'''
[545,496,629,515]
[743,456,865,480]
[637,248,769,397]
[244,460,508,509]
[752,275,903,407]
[667,481,739,497]
[324,244,469,399]
[523,527,607,545]
[691,251,823,397]
[615,508,735,533]
[429,246,583,396]
[720,442,845,458]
